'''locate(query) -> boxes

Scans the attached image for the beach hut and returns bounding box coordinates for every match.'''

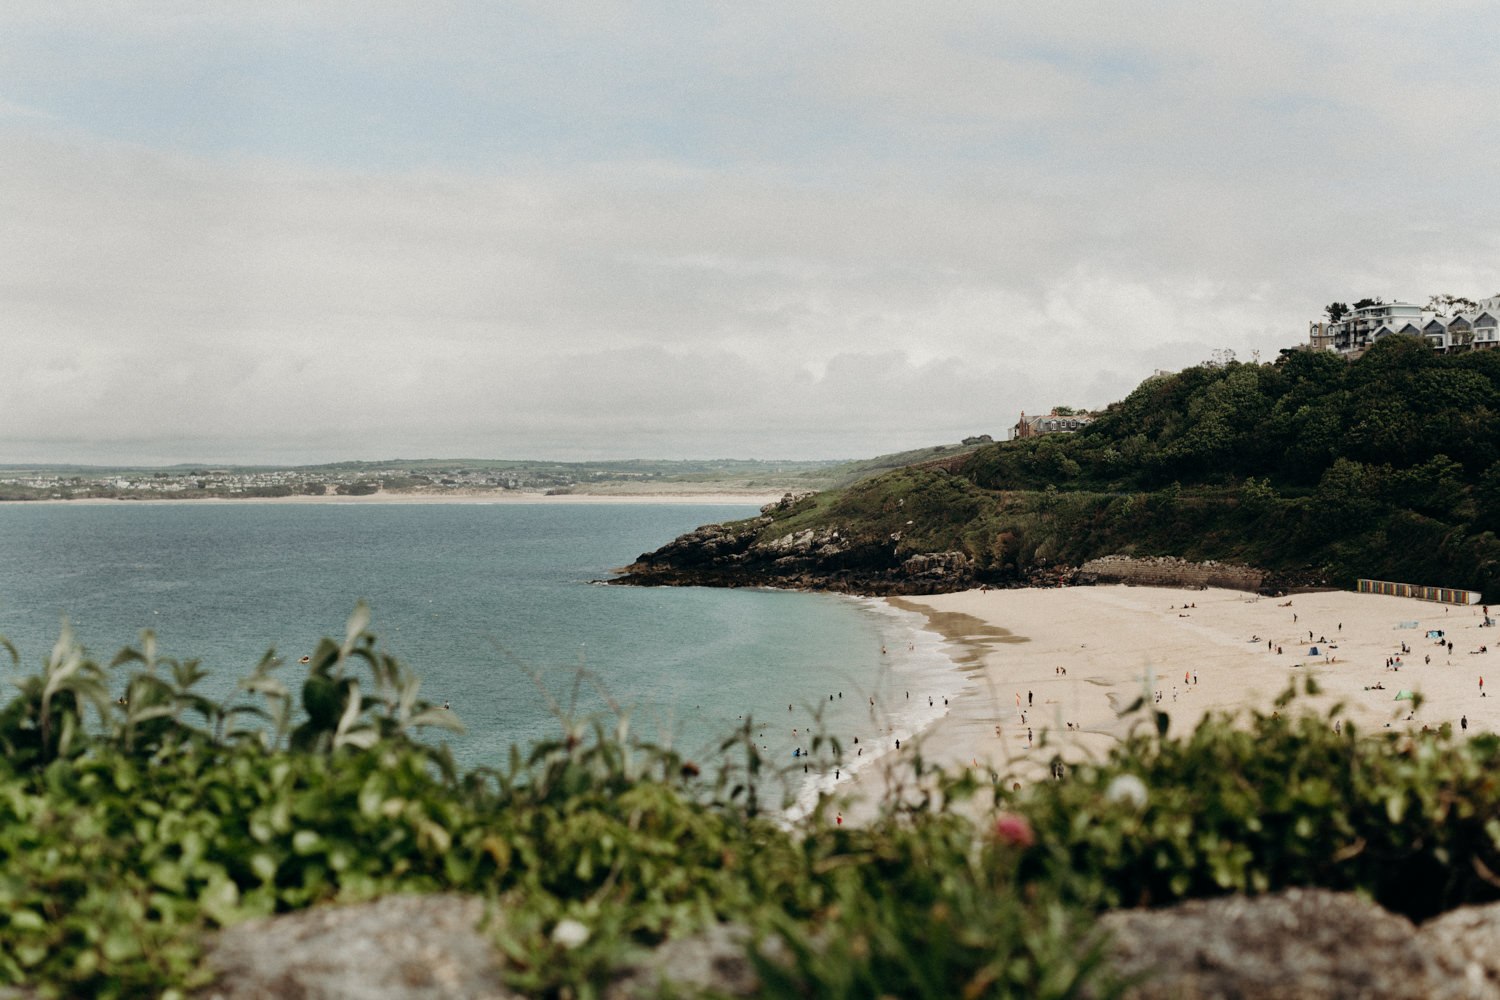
[1393,690,1415,701]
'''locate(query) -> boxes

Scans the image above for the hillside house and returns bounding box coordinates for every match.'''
[1310,296,1500,357]
[1011,409,1095,440]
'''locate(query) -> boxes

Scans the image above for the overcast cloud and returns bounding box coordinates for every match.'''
[2,2,1497,464]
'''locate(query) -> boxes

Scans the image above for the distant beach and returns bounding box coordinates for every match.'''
[12,490,784,507]
[826,584,1495,821]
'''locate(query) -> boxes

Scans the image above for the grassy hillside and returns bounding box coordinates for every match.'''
[698,338,1500,598]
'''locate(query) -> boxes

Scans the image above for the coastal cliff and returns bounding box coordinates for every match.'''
[618,339,1500,601]
[613,492,973,594]
[613,490,1274,596]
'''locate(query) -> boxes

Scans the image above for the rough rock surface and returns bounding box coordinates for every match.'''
[199,894,514,1000]
[609,493,983,595]
[1418,902,1500,996]
[1076,554,1267,592]
[605,922,772,999]
[196,897,776,1000]
[170,889,1500,998]
[609,492,1292,597]
[1098,888,1494,1000]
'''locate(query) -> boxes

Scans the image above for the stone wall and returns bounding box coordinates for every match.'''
[1076,554,1266,593]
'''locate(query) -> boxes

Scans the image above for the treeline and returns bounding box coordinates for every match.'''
[953,337,1500,595]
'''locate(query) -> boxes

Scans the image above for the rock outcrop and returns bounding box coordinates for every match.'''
[1098,888,1494,1000]
[1076,554,1267,592]
[199,895,511,1000]
[189,889,1500,999]
[196,896,774,1000]
[610,493,981,595]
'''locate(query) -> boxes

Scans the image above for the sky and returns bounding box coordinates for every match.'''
[2,2,1498,465]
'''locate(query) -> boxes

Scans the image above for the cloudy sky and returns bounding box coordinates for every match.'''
[3,3,1497,465]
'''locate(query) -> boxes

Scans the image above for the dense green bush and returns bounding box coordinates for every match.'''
[0,612,1115,999]
[1013,679,1500,922]
[12,610,1500,997]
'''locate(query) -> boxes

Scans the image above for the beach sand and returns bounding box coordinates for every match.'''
[828,584,1496,822]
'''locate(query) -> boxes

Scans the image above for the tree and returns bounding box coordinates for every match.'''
[1352,297,1384,311]
[1426,293,1478,316]
[1325,302,1350,323]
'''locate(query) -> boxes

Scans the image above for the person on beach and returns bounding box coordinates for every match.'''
[1462,715,1469,731]
[1028,690,1033,707]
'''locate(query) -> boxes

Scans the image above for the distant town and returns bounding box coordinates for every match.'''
[0,460,818,502]
[0,444,993,502]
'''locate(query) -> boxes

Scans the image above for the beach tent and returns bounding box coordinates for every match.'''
[1309,646,1320,655]
[1394,690,1415,701]
[1427,630,1445,638]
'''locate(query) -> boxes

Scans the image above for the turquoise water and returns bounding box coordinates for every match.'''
[0,502,960,781]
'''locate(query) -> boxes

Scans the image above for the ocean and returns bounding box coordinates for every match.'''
[0,501,962,804]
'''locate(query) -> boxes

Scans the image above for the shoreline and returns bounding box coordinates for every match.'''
[779,597,970,823]
[825,583,1496,823]
[2,491,783,507]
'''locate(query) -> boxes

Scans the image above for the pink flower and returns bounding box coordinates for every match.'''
[994,812,1035,848]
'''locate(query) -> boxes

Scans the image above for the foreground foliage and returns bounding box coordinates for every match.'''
[0,612,1107,999]
[1015,680,1500,923]
[6,616,1500,996]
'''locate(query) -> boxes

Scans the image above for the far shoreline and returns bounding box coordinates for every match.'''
[2,490,784,507]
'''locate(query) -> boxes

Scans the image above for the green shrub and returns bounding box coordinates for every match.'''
[24,610,1500,996]
[1013,680,1500,921]
[0,611,1116,999]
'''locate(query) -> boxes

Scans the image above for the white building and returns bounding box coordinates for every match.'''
[1309,296,1500,357]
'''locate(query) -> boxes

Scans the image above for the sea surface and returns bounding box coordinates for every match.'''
[0,501,961,799]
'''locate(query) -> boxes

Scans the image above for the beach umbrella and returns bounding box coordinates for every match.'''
[1394,690,1415,701]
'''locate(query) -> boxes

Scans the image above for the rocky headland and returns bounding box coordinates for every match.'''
[612,492,1281,596]
[611,492,1000,594]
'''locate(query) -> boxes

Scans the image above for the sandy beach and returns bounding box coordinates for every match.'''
[831,584,1497,820]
